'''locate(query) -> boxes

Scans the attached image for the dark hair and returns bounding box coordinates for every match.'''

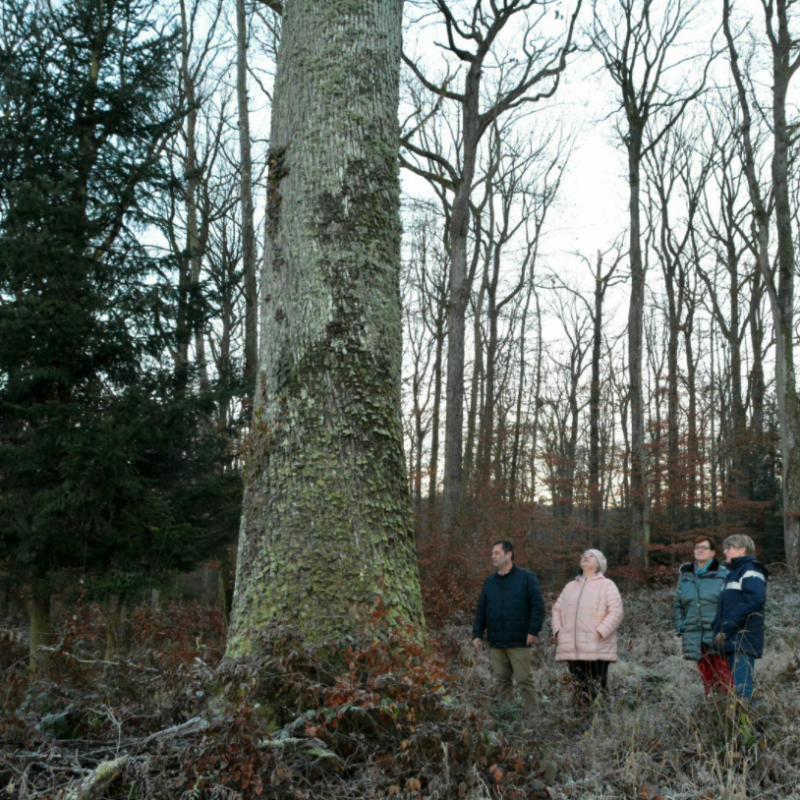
[693,535,716,551]
[492,540,514,561]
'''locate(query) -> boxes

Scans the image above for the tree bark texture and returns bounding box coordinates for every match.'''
[227,0,423,655]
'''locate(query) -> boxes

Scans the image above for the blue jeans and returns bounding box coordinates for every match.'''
[727,652,756,699]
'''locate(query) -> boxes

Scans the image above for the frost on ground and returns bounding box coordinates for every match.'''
[1,576,799,799]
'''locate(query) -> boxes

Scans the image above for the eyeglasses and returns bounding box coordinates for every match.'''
[694,545,711,551]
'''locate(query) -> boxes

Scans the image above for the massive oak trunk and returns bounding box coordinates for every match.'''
[226,0,423,655]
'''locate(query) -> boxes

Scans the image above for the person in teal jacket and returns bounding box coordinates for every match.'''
[673,535,731,695]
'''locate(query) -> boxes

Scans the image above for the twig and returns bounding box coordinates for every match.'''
[139,716,210,747]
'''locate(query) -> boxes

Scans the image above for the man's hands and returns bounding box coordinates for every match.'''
[472,636,538,648]
[714,632,726,649]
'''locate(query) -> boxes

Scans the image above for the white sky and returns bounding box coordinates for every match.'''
[398,0,798,352]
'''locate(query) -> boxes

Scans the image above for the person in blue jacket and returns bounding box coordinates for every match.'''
[713,534,768,700]
[472,541,545,711]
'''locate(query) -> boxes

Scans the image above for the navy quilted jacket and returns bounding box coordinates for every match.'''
[712,556,768,658]
[472,564,545,648]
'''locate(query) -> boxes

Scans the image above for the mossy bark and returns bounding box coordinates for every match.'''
[226,0,423,657]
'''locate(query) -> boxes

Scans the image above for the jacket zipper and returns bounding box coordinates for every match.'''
[695,574,702,626]
[574,578,587,654]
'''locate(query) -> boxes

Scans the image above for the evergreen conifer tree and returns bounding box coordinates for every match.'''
[0,0,239,671]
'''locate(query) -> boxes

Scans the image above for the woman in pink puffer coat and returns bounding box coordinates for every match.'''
[552,549,623,701]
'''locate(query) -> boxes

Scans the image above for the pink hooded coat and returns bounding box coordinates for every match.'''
[551,574,623,661]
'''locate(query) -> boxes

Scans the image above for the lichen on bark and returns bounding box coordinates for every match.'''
[226,0,423,658]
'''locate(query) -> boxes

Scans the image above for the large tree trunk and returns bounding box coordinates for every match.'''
[627,137,650,568]
[236,0,259,386]
[226,0,423,655]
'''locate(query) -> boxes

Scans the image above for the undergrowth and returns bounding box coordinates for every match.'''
[1,573,800,799]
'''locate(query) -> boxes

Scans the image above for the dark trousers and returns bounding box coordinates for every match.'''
[567,660,610,702]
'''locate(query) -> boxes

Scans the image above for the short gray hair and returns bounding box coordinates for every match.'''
[583,549,608,574]
[722,534,755,556]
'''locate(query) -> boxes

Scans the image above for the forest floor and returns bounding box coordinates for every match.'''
[2,574,800,800]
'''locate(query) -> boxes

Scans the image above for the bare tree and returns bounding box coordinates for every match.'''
[402,0,583,532]
[571,243,625,535]
[177,0,228,392]
[591,0,714,567]
[477,127,565,488]
[540,287,592,524]
[694,107,756,508]
[723,0,800,572]
[403,219,436,518]
[644,123,710,533]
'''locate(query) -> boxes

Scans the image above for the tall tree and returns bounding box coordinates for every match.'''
[226,0,423,655]
[572,244,624,535]
[0,0,235,672]
[723,0,800,572]
[644,124,709,533]
[402,0,583,532]
[591,0,712,567]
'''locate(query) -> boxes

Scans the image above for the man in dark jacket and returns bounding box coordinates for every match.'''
[472,541,545,710]
[713,534,768,700]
